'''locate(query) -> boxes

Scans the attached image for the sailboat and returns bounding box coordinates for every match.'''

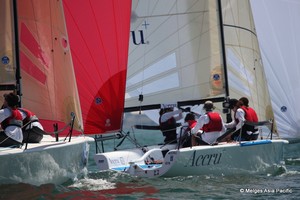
[93,0,289,177]
[251,0,300,141]
[0,0,93,185]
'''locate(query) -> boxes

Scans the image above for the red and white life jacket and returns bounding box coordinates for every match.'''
[202,112,222,132]
[240,106,258,122]
[1,108,23,129]
[18,108,39,125]
[234,106,258,132]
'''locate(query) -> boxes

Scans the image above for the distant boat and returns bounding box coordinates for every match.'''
[92,0,288,177]
[251,0,300,141]
[0,0,93,185]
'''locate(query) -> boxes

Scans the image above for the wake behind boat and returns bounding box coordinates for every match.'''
[92,0,289,178]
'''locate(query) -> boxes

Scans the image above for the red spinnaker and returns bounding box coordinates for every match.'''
[63,0,132,134]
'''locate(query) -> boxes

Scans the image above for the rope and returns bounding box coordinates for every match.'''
[43,121,72,136]
[0,134,22,149]
[0,135,10,145]
[22,119,73,136]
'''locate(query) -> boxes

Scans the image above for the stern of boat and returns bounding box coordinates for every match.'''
[94,148,145,171]
[93,144,177,172]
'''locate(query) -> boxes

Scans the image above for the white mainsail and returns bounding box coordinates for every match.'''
[125,0,275,129]
[126,0,224,110]
[251,0,300,139]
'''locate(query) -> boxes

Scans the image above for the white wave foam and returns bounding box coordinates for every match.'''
[69,178,116,191]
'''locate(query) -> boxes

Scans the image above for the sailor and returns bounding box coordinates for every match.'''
[179,112,201,147]
[225,98,259,141]
[18,108,44,143]
[239,97,259,140]
[191,101,226,145]
[159,106,183,144]
[0,93,23,147]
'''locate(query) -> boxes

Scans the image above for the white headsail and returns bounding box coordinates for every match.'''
[251,0,300,139]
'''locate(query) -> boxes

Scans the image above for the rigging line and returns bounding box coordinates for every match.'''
[134,10,209,19]
[222,0,257,36]
[223,24,257,37]
[253,57,261,117]
[137,0,153,111]
[174,0,181,99]
[149,0,160,16]
[48,0,57,118]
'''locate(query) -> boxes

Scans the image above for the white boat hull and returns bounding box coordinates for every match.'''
[94,139,288,178]
[0,135,94,185]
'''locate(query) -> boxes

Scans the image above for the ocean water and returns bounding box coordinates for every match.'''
[1,132,300,200]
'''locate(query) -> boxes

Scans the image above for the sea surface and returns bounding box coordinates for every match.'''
[1,131,300,200]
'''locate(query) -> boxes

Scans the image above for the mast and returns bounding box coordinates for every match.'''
[217,0,231,121]
[12,0,22,107]
[217,0,229,98]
